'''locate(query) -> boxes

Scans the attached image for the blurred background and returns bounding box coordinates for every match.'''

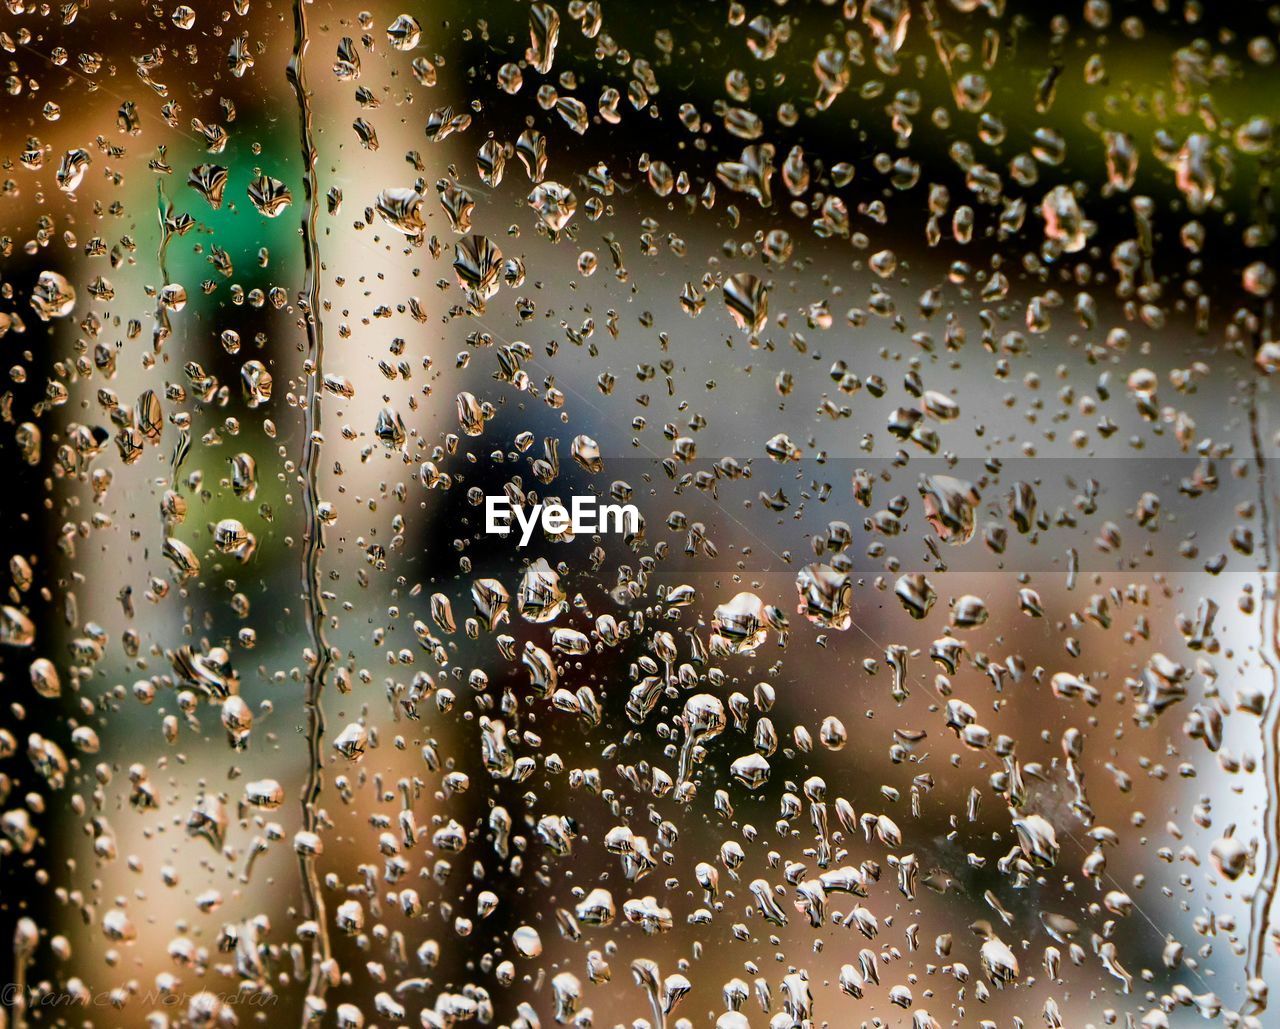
[1,0,1279,1026]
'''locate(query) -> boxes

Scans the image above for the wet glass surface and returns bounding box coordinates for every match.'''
[1,1,1280,1027]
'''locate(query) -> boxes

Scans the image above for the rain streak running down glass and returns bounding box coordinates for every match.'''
[1,1,1280,1028]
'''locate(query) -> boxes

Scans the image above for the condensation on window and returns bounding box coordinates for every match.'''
[0,2,1279,1028]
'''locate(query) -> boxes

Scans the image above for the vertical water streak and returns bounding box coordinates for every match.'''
[1246,387,1279,1004]
[286,0,334,1014]
[1246,173,1280,1009]
[154,178,173,354]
